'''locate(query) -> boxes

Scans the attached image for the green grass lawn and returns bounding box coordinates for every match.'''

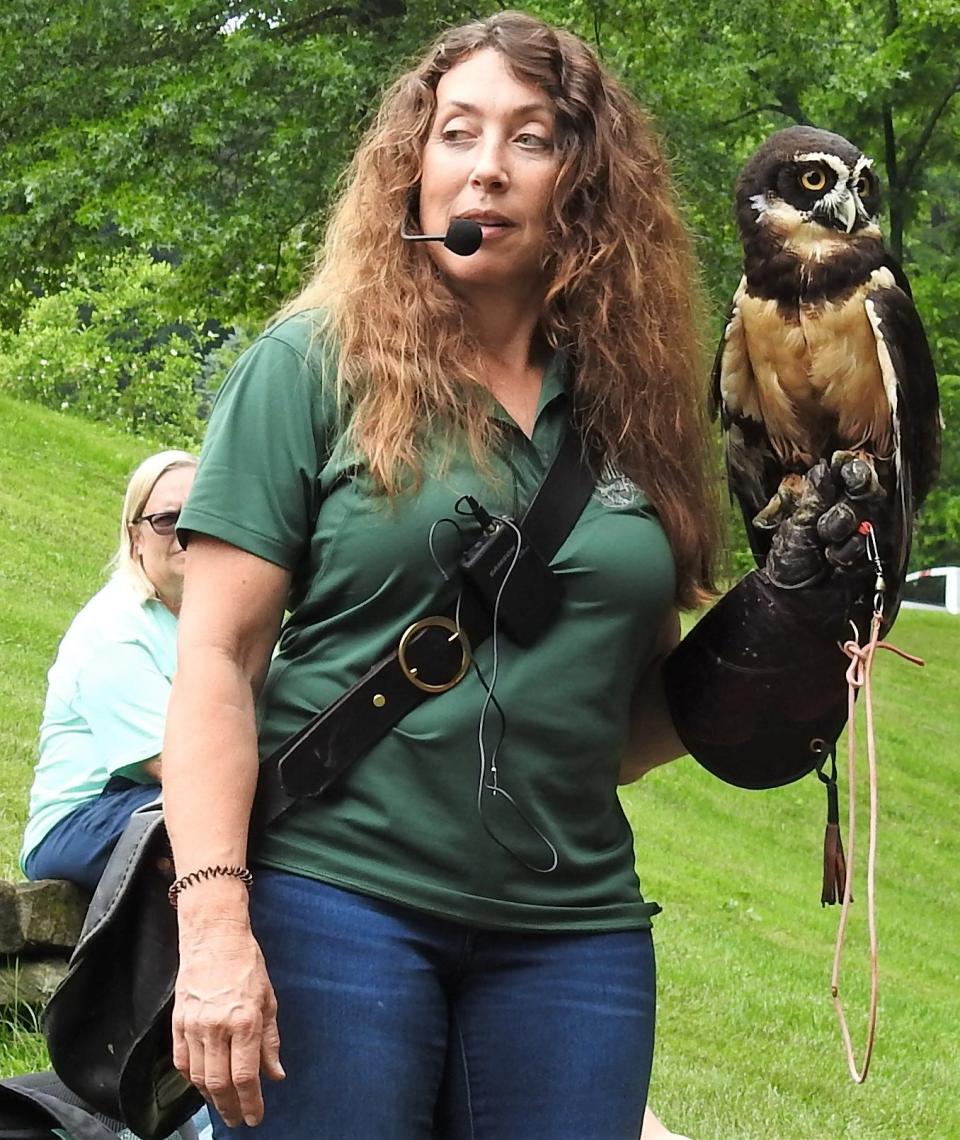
[0,393,163,879]
[1,392,958,1137]
[625,606,960,1138]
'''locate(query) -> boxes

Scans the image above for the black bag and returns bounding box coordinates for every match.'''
[0,1070,199,1140]
[0,1071,119,1140]
[41,803,202,1140]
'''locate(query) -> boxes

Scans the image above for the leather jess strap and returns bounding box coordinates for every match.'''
[251,426,595,832]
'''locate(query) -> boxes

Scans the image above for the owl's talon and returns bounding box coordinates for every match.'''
[806,459,838,506]
[752,496,783,531]
[792,470,833,524]
[830,449,859,470]
[752,473,808,530]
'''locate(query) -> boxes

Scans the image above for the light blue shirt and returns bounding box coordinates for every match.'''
[20,576,177,868]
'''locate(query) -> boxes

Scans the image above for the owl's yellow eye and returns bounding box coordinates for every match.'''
[800,169,827,191]
[855,175,872,197]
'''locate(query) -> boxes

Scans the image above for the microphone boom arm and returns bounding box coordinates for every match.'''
[400,218,483,257]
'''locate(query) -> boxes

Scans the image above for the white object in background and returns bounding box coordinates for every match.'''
[900,566,960,614]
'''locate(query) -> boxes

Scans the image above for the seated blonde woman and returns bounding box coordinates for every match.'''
[20,450,196,893]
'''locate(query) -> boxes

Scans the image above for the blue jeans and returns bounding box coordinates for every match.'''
[24,778,161,893]
[211,870,656,1140]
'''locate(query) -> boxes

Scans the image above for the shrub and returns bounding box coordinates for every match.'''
[0,254,214,444]
[195,323,260,421]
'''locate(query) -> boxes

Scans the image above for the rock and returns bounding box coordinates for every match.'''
[0,958,68,1007]
[0,881,19,953]
[0,879,89,1011]
[16,879,88,952]
[0,879,89,955]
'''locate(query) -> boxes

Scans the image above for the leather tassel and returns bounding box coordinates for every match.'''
[821,820,848,906]
[817,752,849,906]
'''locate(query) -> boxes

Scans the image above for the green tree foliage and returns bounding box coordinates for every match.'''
[0,253,210,443]
[0,0,957,559]
[0,0,469,329]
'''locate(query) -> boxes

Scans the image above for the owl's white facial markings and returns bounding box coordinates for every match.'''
[748,148,880,244]
[794,151,856,232]
[748,192,772,219]
[851,155,877,226]
[794,151,851,178]
[793,151,852,177]
[749,196,838,258]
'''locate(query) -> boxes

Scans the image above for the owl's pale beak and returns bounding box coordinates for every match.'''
[814,191,857,234]
[832,193,857,234]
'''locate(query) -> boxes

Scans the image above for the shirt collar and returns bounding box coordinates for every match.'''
[489,348,570,428]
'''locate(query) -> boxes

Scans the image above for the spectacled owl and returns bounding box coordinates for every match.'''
[714,125,941,596]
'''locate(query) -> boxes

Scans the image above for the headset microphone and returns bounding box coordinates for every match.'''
[400,218,483,256]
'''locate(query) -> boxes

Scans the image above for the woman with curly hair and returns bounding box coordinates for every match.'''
[164,11,721,1137]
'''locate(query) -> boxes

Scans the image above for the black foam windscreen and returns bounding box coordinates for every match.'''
[443,218,483,256]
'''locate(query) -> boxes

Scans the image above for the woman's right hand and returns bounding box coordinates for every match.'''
[172,891,285,1128]
[163,537,293,1125]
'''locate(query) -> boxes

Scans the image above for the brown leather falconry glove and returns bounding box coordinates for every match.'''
[662,456,886,789]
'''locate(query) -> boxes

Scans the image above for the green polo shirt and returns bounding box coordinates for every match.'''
[180,311,675,932]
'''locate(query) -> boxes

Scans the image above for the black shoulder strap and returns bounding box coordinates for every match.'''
[515,424,592,556]
[518,425,595,559]
[252,424,594,831]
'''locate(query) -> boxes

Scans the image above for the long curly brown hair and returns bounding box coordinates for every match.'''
[279,10,722,607]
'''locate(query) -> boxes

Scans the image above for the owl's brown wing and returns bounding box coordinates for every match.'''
[864,263,941,584]
[712,277,785,566]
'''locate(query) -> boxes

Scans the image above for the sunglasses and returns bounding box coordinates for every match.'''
[134,510,181,536]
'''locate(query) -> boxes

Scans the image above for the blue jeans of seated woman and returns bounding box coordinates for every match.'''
[210,870,656,1140]
[24,778,161,893]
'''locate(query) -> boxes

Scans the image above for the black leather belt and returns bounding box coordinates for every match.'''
[252,426,595,832]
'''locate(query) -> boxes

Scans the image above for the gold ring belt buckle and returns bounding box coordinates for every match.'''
[397,616,471,694]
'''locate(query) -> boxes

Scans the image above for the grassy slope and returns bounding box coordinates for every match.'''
[1,393,958,1135]
[0,393,165,875]
[625,607,960,1138]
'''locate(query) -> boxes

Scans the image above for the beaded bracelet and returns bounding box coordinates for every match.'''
[167,864,254,907]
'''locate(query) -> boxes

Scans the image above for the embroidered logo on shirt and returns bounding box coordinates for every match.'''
[593,460,643,508]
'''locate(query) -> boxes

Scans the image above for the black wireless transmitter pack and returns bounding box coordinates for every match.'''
[459,511,564,647]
